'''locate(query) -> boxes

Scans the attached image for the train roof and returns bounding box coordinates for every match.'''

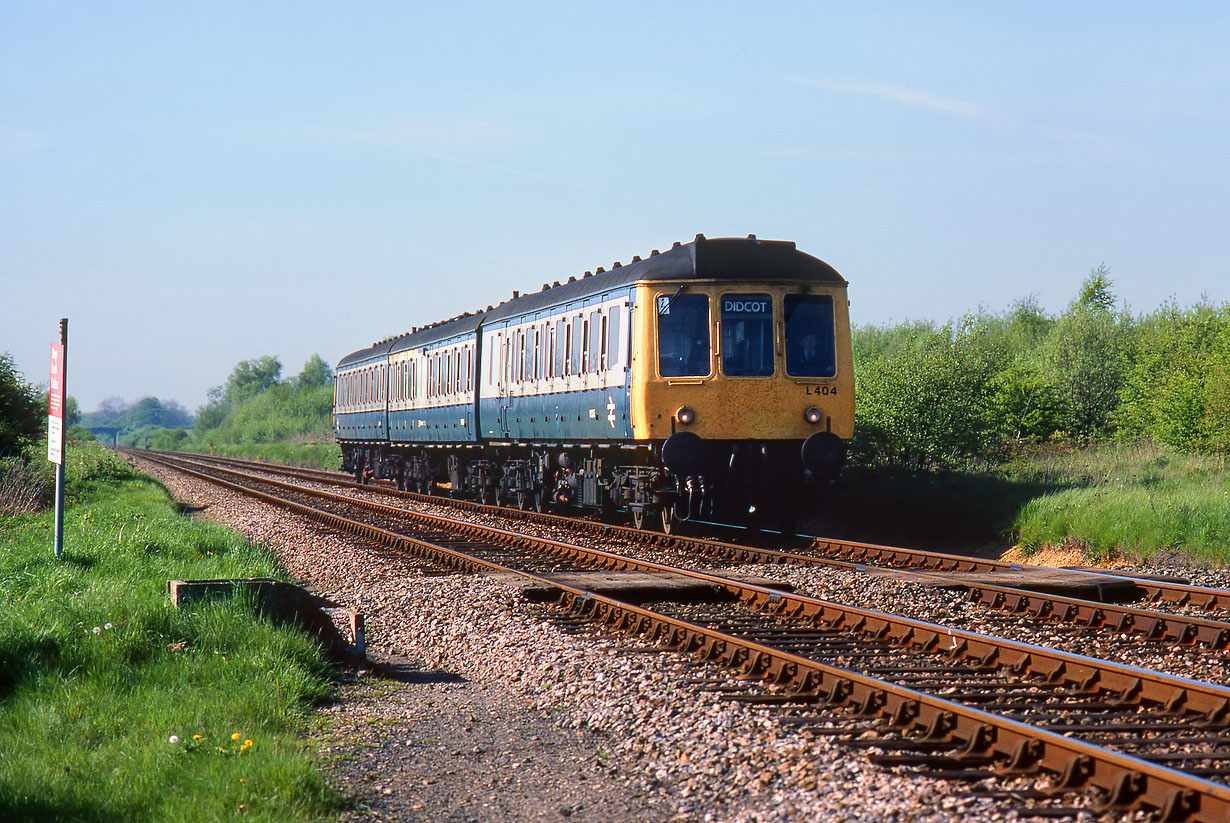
[335,235,844,369]
[481,234,844,323]
[388,312,485,355]
[335,337,400,371]
[337,312,485,369]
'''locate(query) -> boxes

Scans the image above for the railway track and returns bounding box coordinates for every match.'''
[131,449,1230,820]
[133,450,1230,651]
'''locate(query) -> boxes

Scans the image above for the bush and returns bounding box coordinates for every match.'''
[851,316,1005,470]
[0,353,43,457]
[1116,302,1230,453]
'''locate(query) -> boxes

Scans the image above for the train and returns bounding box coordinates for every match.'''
[333,234,854,531]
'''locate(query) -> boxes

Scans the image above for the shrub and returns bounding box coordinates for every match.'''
[1116,302,1230,453]
[852,316,1005,470]
[0,353,43,457]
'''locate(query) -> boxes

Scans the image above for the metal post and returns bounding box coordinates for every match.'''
[53,318,67,558]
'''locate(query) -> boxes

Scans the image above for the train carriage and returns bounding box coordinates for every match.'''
[385,313,484,491]
[334,339,395,447]
[335,234,854,530]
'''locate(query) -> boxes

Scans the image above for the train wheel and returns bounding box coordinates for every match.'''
[659,504,676,535]
[515,490,529,510]
[534,488,549,513]
[631,506,646,530]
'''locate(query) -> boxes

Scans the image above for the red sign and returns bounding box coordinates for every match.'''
[48,343,65,464]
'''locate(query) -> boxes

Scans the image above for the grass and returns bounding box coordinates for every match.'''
[0,442,342,822]
[808,440,1230,566]
[1006,442,1230,565]
[180,441,341,472]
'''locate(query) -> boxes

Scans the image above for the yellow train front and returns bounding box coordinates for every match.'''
[622,234,854,528]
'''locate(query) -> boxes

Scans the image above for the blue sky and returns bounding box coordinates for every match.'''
[3,3,1228,413]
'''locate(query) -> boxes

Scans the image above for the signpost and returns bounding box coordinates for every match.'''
[49,318,67,558]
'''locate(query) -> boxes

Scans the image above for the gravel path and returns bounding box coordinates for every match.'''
[134,456,1222,822]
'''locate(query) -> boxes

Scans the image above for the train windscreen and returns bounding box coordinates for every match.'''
[657,293,710,377]
[784,295,836,377]
[720,294,774,376]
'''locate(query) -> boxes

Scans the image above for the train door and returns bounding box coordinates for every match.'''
[496,326,513,439]
[607,298,633,438]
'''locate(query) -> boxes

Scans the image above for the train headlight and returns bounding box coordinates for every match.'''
[676,406,696,425]
[804,407,823,425]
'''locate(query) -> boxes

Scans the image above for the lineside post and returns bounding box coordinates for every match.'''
[49,318,68,558]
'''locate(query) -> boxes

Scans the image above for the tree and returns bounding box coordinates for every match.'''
[225,356,282,404]
[194,386,231,432]
[295,355,333,389]
[1036,267,1133,438]
[1077,263,1116,312]
[0,353,43,456]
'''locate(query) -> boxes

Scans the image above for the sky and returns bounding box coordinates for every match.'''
[3,2,1229,413]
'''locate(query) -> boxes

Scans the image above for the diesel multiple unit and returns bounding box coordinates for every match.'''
[334,234,854,530]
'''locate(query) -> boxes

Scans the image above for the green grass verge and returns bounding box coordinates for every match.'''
[812,441,1230,566]
[180,442,341,472]
[1007,443,1230,564]
[0,443,342,822]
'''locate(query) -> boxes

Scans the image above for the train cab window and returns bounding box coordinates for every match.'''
[721,294,774,377]
[657,293,710,377]
[785,295,837,377]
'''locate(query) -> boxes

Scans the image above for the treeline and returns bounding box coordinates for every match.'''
[82,396,194,447]
[852,267,1230,470]
[190,354,334,446]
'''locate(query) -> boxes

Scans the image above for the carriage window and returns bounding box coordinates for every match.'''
[522,330,532,383]
[657,293,710,377]
[580,317,591,373]
[571,317,583,375]
[589,311,602,373]
[554,320,566,376]
[534,327,542,381]
[785,295,837,377]
[599,312,609,371]
[721,294,774,377]
[607,305,622,368]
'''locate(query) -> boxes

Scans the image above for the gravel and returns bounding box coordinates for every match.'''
[134,455,1223,822]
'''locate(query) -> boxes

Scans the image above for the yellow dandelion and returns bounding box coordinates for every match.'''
[231,732,241,741]
[192,734,202,741]
[240,739,254,751]
[218,747,226,753]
